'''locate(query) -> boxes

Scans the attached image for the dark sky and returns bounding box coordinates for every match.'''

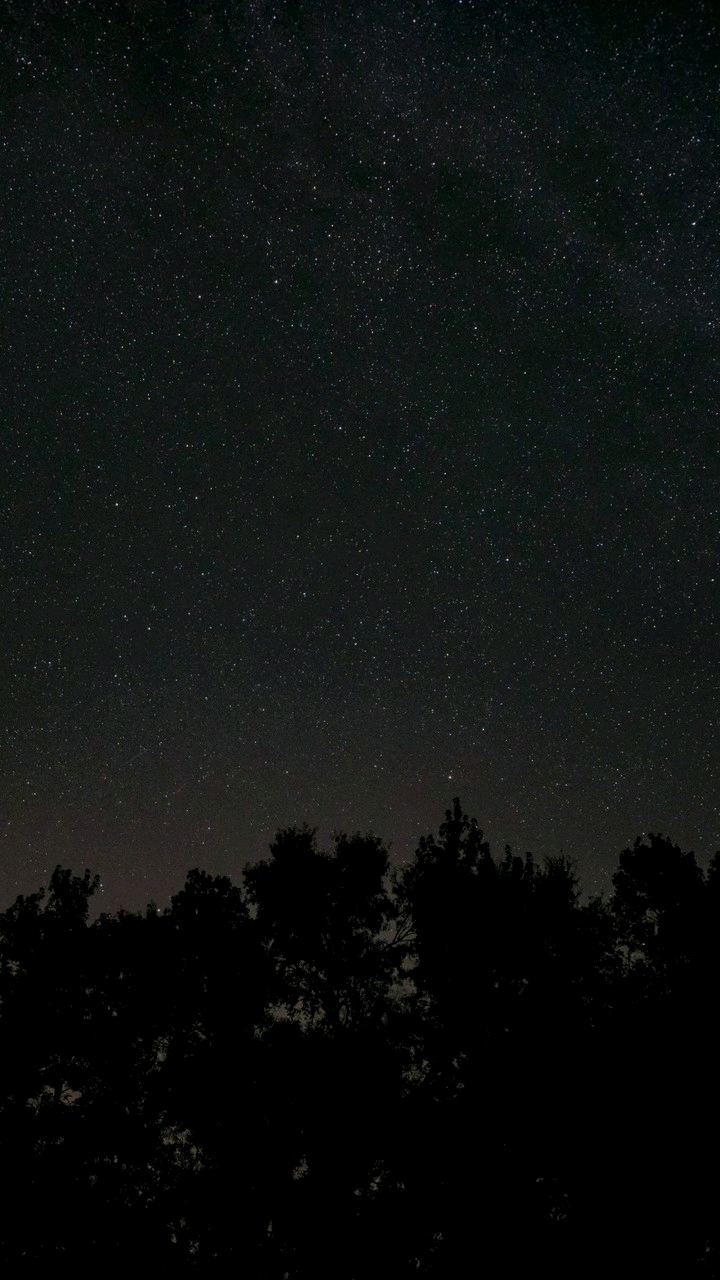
[1,0,718,913]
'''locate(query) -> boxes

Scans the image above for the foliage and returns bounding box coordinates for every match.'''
[0,804,718,1273]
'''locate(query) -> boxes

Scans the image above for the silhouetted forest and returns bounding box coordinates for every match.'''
[1,800,718,1274]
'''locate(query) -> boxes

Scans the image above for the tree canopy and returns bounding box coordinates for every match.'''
[0,801,717,1274]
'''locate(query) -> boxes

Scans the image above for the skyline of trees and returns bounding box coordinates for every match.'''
[1,799,717,1273]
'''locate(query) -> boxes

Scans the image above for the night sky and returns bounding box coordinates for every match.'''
[1,0,718,914]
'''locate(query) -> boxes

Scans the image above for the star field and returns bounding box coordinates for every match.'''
[1,1,718,911]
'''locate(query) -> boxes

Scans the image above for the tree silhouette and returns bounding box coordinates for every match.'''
[0,867,103,1260]
[0,806,717,1272]
[242,826,408,1277]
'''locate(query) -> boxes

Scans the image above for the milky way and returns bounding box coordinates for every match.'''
[1,1,718,911]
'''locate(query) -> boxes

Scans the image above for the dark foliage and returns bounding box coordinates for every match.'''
[0,802,717,1274]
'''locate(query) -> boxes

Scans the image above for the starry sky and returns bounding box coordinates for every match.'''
[1,0,718,913]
